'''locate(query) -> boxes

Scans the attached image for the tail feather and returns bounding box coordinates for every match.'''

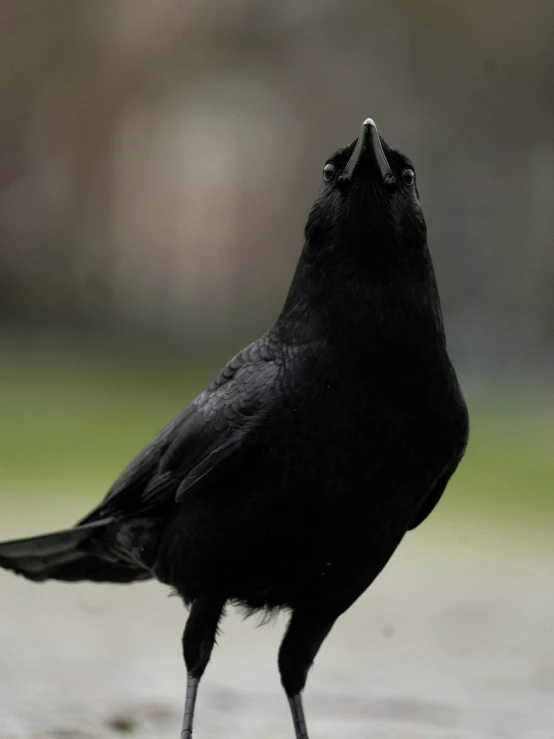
[0,520,150,584]
[0,519,110,559]
[37,554,152,583]
[5,548,87,575]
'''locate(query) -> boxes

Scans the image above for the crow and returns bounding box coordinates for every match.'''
[0,118,469,739]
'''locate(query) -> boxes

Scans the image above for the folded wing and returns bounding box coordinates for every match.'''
[80,336,285,523]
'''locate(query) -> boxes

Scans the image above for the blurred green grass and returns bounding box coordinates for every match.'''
[0,339,552,524]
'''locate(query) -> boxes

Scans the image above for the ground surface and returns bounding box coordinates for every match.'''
[1,505,553,739]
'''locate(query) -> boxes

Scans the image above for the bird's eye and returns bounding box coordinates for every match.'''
[402,168,415,186]
[323,163,335,182]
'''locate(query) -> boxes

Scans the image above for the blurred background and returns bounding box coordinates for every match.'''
[0,2,553,738]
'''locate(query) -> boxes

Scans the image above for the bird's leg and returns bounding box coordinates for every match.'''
[181,596,225,739]
[278,607,339,739]
[287,693,310,739]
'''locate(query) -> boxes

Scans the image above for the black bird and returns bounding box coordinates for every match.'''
[0,118,469,739]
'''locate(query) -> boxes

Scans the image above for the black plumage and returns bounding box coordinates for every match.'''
[0,118,469,739]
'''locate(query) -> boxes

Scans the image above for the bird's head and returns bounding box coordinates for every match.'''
[280,119,443,345]
[305,118,427,279]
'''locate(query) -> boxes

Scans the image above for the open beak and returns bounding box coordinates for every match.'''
[341,118,392,182]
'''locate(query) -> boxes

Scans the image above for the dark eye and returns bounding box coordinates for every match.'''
[402,168,415,186]
[323,163,335,182]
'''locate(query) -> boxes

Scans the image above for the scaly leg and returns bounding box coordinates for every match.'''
[180,597,225,738]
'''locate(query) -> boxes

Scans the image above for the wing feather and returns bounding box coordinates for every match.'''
[80,336,284,522]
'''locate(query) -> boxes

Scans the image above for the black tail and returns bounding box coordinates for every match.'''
[0,520,150,584]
